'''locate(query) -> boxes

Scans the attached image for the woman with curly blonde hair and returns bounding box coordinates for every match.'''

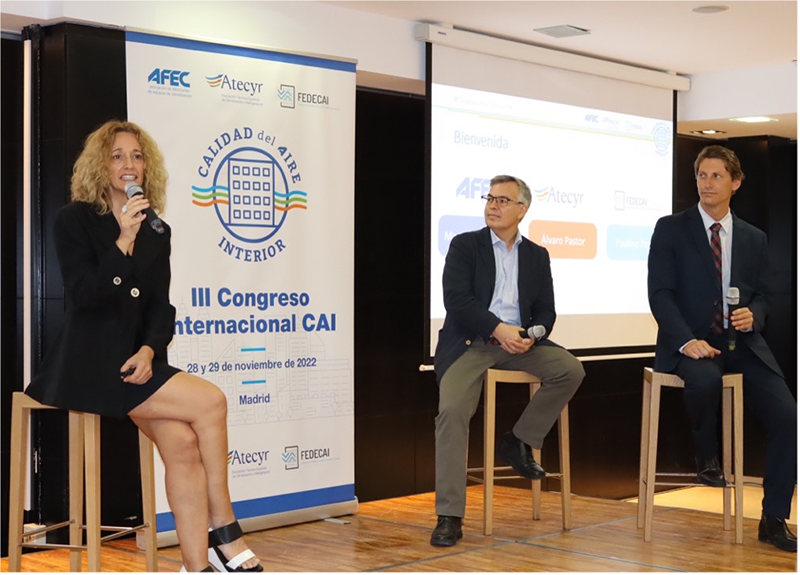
[26,120,263,573]
[71,120,169,214]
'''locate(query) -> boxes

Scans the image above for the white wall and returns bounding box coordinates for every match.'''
[679,62,797,121]
[1,1,426,81]
[3,1,795,123]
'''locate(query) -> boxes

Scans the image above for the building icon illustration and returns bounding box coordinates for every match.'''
[228,157,277,228]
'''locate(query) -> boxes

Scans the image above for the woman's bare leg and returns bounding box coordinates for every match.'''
[129,373,260,568]
[133,418,209,571]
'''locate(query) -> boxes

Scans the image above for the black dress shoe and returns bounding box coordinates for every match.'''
[695,456,726,487]
[759,514,798,552]
[430,515,462,547]
[497,432,546,480]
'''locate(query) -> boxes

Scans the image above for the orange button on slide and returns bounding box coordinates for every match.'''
[528,221,597,259]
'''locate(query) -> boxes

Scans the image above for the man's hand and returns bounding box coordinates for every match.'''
[730,307,754,332]
[682,339,721,360]
[492,323,533,355]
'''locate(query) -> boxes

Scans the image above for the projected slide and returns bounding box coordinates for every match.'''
[430,83,673,353]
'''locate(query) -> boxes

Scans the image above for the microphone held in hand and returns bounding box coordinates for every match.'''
[726,287,740,351]
[125,183,165,234]
[518,325,547,341]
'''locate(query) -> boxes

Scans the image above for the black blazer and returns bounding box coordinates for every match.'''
[648,205,781,376]
[26,201,178,418]
[434,227,557,382]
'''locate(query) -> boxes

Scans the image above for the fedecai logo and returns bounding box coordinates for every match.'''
[301,447,332,461]
[281,444,334,469]
[278,84,295,108]
[283,445,299,470]
[148,68,190,87]
[278,83,332,109]
[614,190,651,211]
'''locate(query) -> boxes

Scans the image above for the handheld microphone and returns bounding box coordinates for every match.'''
[518,325,546,341]
[726,287,740,351]
[125,183,165,235]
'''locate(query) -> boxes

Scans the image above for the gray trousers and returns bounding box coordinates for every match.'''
[435,340,585,518]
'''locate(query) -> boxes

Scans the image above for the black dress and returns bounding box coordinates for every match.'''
[26,201,180,418]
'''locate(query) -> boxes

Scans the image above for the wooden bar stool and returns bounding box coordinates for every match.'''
[467,369,572,536]
[637,367,744,543]
[7,391,158,572]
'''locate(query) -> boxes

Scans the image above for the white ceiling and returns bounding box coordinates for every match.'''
[3,1,796,139]
[329,1,798,139]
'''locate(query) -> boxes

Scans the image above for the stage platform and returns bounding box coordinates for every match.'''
[3,485,796,571]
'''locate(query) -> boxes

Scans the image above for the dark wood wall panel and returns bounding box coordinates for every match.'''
[1,35,25,559]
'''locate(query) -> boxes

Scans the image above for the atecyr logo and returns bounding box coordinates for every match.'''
[227,448,269,467]
[534,186,584,208]
[192,126,308,263]
[148,68,190,87]
[206,74,263,96]
[283,446,299,470]
[278,84,295,108]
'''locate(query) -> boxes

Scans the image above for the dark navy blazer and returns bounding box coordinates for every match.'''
[434,227,558,383]
[648,205,782,377]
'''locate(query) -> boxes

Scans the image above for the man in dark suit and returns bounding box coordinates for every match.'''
[430,175,585,547]
[648,145,796,552]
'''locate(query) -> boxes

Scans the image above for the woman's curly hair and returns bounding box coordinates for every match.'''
[71,120,168,215]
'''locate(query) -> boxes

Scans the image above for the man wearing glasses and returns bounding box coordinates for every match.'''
[431,175,585,547]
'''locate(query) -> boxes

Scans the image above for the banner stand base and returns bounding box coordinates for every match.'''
[150,498,359,548]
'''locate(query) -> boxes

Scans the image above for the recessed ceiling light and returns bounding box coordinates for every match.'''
[692,5,730,14]
[730,116,778,123]
[691,129,727,135]
[533,25,591,39]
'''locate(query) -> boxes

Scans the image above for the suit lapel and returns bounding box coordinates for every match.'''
[88,209,166,273]
[686,207,719,286]
[478,227,496,302]
[132,222,168,273]
[517,240,531,315]
[729,212,747,287]
[88,209,123,250]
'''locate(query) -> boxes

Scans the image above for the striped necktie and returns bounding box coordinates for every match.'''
[709,222,723,334]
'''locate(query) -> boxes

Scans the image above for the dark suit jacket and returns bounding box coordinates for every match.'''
[26,201,178,418]
[648,205,782,376]
[434,227,557,382]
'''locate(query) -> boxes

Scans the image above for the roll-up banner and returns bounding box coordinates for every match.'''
[125,30,357,543]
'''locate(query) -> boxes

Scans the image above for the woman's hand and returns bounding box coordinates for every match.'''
[120,345,155,385]
[116,196,150,255]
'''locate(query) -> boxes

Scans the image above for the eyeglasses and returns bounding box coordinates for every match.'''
[481,194,525,207]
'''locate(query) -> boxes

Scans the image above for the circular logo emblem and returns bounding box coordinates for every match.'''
[652,123,670,156]
[212,146,290,244]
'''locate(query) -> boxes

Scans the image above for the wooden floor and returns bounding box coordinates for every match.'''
[3,485,797,572]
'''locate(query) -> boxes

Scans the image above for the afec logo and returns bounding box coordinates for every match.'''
[148,68,190,87]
